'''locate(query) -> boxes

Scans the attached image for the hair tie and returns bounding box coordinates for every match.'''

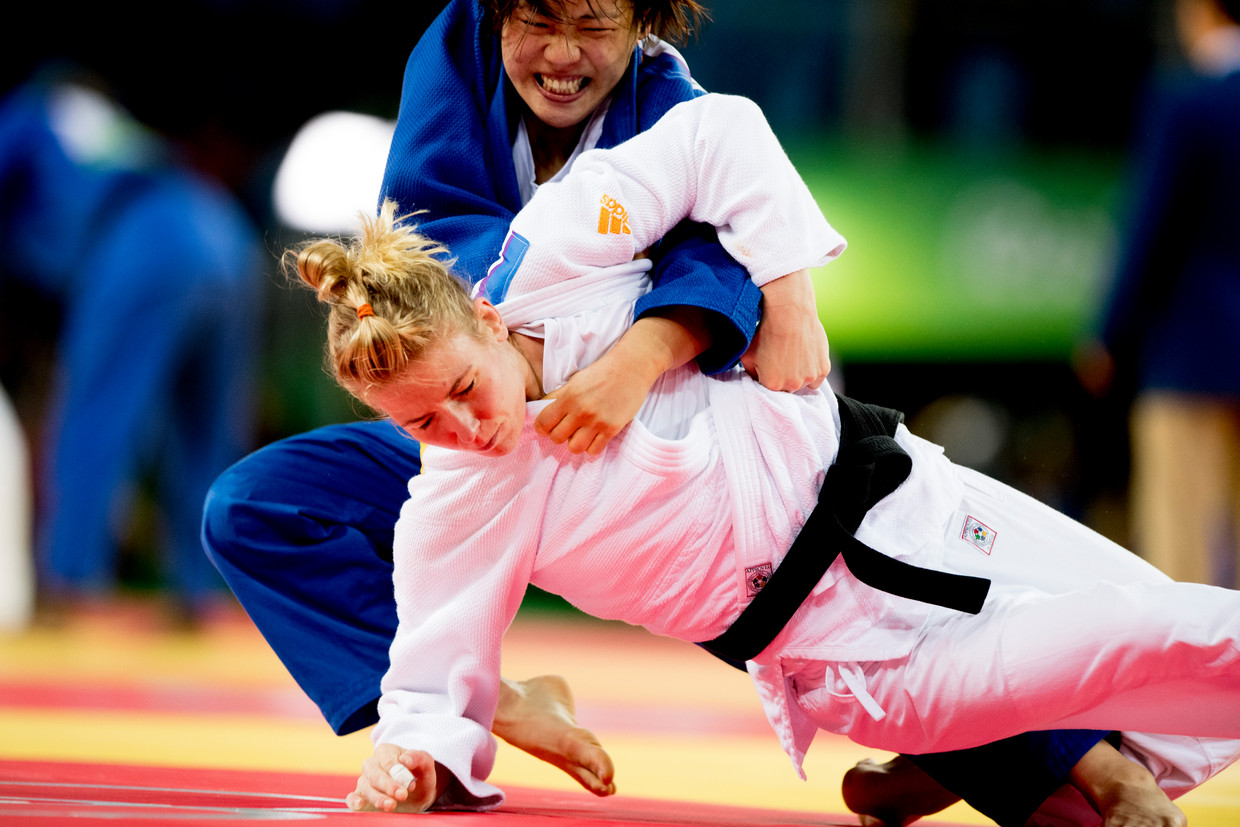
[356,303,375,320]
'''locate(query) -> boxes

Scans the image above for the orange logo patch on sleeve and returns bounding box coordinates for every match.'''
[598,194,632,235]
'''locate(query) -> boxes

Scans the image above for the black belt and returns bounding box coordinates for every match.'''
[700,394,991,664]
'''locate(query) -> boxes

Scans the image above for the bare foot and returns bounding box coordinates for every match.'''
[1070,742,1186,827]
[492,674,616,797]
[842,756,961,827]
[1095,783,1186,827]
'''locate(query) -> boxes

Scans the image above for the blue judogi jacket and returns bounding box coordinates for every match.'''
[378,0,761,373]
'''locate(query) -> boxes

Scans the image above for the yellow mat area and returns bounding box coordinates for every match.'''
[1,598,1237,825]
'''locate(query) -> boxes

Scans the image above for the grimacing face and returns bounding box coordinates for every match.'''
[501,0,643,131]
[362,303,532,457]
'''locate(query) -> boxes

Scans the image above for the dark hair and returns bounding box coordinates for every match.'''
[1221,0,1240,24]
[482,0,709,44]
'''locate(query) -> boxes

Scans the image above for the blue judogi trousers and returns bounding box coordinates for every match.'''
[203,420,420,734]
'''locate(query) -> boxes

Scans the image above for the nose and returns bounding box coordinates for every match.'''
[544,28,581,65]
[441,408,480,445]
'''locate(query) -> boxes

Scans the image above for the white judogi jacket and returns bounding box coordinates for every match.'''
[374,96,964,808]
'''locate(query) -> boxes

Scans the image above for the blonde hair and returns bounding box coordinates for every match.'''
[288,199,481,395]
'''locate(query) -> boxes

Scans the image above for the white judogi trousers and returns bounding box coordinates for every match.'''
[793,464,1240,824]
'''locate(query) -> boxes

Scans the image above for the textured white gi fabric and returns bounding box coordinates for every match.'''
[793,465,1240,824]
[498,95,844,299]
[373,95,1240,810]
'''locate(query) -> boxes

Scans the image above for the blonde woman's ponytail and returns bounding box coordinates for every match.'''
[287,199,479,394]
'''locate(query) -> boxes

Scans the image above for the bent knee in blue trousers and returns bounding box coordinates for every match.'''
[202,419,421,734]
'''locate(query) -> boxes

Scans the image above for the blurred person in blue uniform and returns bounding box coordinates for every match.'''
[0,75,261,624]
[1079,0,1240,588]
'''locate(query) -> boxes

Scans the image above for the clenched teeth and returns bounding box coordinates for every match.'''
[536,74,590,95]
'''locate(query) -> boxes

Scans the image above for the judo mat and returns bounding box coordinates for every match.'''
[3,597,1239,826]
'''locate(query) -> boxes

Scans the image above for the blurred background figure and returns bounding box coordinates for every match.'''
[0,0,432,631]
[0,74,262,626]
[1077,0,1240,586]
[0,385,33,631]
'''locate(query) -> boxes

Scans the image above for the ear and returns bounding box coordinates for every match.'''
[473,296,509,342]
[634,10,652,41]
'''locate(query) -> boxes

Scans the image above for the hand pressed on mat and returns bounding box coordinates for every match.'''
[347,744,445,813]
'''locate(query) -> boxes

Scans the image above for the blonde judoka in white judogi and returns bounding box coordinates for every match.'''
[372,95,1240,813]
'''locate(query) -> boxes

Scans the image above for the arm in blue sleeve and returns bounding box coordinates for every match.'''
[906,730,1113,827]
[621,50,762,374]
[637,220,763,375]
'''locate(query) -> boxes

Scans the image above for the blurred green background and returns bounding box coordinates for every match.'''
[794,141,1120,362]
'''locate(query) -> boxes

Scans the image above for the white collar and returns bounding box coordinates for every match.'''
[512,102,609,206]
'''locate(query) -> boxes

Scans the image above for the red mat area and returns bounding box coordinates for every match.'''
[0,759,897,826]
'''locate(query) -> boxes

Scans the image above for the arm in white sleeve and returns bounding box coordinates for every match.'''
[501,93,845,297]
[373,468,538,810]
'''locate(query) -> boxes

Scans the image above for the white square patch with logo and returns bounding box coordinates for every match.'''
[961,515,997,555]
[745,563,773,599]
